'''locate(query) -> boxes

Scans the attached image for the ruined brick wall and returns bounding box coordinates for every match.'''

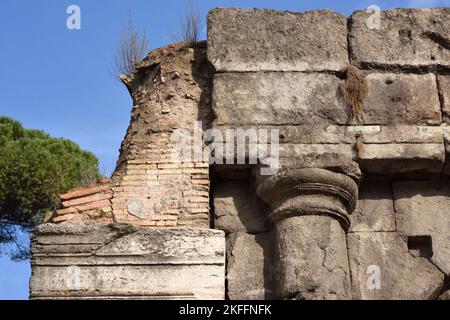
[52,42,213,228]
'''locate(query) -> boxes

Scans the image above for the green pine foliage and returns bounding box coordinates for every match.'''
[0,116,101,259]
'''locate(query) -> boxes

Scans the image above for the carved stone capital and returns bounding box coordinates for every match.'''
[257,167,359,231]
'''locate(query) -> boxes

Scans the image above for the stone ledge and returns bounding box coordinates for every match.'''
[30,223,225,300]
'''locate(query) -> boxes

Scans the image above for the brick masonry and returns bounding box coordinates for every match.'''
[53,42,213,228]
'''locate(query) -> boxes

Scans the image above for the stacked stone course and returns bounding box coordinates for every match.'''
[208,8,450,300]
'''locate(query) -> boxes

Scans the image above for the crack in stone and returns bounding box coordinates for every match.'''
[93,224,138,255]
[423,31,450,51]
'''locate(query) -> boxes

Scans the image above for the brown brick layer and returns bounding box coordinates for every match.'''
[51,42,212,228]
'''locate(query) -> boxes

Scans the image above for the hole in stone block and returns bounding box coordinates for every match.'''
[389,96,401,103]
[399,29,412,38]
[407,235,433,259]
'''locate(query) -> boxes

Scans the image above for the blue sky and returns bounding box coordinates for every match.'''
[1,0,449,300]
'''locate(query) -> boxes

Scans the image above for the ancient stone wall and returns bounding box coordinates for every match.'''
[30,223,225,299]
[30,7,450,300]
[207,8,450,300]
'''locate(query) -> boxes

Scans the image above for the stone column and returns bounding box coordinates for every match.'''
[256,166,359,300]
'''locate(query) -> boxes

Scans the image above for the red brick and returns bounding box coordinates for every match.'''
[61,185,110,200]
[56,207,78,215]
[73,200,111,212]
[62,193,112,208]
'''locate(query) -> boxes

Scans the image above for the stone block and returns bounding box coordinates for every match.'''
[213,181,268,234]
[212,73,349,126]
[439,290,450,300]
[347,232,444,299]
[361,73,441,125]
[226,232,272,300]
[350,180,396,232]
[438,75,450,124]
[30,223,225,299]
[357,125,443,144]
[357,143,445,176]
[207,8,348,72]
[350,8,450,69]
[273,216,351,300]
[393,180,450,275]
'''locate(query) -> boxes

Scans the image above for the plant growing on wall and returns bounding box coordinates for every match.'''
[112,14,149,78]
[170,2,203,45]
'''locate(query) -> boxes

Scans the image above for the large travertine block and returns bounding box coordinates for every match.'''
[347,232,444,299]
[361,73,441,125]
[212,73,349,126]
[207,8,348,72]
[30,223,225,299]
[273,216,351,300]
[356,125,443,144]
[213,181,268,234]
[393,180,450,275]
[350,8,450,69]
[226,232,272,300]
[350,180,396,232]
[357,143,445,176]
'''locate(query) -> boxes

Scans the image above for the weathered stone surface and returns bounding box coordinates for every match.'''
[226,232,272,300]
[347,232,444,299]
[213,181,268,234]
[445,135,450,176]
[361,73,441,125]
[207,8,348,72]
[355,125,444,144]
[393,180,450,275]
[357,143,445,176]
[30,223,225,299]
[350,8,450,69]
[438,76,450,124]
[214,124,444,145]
[350,180,396,232]
[272,216,351,300]
[276,152,361,182]
[439,290,450,300]
[256,168,359,230]
[212,73,350,126]
[218,143,355,174]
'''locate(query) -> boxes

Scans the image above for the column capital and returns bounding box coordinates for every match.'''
[256,162,360,231]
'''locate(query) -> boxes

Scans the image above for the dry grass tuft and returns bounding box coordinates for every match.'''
[170,2,202,46]
[339,65,368,124]
[112,15,148,79]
